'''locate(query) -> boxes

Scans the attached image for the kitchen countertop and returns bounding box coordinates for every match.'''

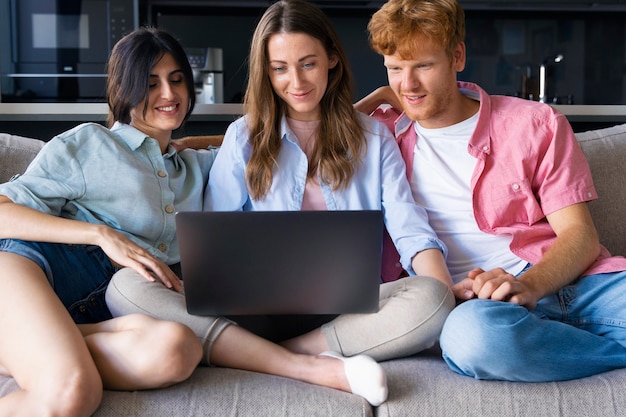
[0,103,244,122]
[0,102,625,122]
[551,105,626,122]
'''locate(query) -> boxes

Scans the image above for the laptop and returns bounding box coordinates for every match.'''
[176,210,383,316]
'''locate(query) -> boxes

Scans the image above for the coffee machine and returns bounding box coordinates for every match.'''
[185,47,224,104]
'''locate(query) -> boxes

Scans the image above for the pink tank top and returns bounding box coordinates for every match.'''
[287,118,327,211]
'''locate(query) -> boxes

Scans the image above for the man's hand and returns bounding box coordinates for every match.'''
[95,225,183,292]
[452,267,542,310]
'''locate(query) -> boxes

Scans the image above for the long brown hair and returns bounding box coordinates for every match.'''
[244,0,365,200]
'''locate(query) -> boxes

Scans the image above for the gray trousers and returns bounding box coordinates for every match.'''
[105,268,454,364]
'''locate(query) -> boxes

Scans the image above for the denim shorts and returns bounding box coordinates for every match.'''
[0,239,118,324]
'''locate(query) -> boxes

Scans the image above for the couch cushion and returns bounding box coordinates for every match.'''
[377,348,626,417]
[576,123,626,257]
[0,367,374,417]
[0,133,45,184]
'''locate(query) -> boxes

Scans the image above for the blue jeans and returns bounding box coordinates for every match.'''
[440,269,626,381]
[0,239,117,324]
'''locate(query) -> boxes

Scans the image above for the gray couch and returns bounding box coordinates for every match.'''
[1,122,626,416]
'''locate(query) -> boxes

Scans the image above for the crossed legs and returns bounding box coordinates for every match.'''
[106,268,377,397]
[106,268,454,405]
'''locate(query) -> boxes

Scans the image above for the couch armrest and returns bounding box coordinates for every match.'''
[0,133,45,184]
[576,123,626,257]
[171,135,224,150]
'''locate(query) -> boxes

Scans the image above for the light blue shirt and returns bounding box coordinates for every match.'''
[205,113,446,274]
[0,122,217,264]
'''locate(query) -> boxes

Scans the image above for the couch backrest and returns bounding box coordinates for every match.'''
[0,125,624,257]
[0,133,45,184]
[576,123,626,257]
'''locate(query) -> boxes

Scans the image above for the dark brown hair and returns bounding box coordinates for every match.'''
[105,27,195,127]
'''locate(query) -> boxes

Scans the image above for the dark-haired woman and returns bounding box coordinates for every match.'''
[0,27,212,416]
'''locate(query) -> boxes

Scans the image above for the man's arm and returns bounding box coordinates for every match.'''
[354,86,400,115]
[454,202,601,309]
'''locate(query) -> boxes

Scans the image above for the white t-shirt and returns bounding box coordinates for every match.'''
[410,114,527,283]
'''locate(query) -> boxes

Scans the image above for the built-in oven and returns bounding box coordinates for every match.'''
[1,0,138,102]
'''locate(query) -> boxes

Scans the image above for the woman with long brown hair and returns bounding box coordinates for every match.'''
[108,0,455,406]
[209,0,454,365]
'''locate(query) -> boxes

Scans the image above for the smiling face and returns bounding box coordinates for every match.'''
[384,38,467,129]
[267,32,338,121]
[130,52,189,144]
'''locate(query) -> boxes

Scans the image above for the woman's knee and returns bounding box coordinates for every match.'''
[128,316,202,386]
[374,276,455,357]
[386,276,455,329]
[152,320,202,384]
[33,366,103,417]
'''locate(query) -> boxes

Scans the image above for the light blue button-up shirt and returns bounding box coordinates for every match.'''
[0,122,217,264]
[205,113,446,274]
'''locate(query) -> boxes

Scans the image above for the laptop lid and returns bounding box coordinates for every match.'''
[176,210,383,316]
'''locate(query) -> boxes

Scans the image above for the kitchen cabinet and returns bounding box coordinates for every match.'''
[147,0,626,105]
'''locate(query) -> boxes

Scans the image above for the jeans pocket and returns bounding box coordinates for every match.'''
[68,279,113,324]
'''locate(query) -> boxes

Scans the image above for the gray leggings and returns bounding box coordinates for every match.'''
[105,268,454,364]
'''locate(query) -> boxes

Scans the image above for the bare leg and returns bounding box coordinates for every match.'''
[210,324,387,406]
[212,325,344,389]
[0,252,102,417]
[281,327,329,354]
[79,314,202,390]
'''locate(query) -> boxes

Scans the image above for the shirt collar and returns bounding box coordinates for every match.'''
[111,122,152,151]
[457,81,492,157]
[279,116,301,145]
[392,82,492,156]
[394,112,413,138]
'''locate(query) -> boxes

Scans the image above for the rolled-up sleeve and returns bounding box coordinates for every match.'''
[0,139,86,215]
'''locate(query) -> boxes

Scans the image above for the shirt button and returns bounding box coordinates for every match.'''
[165,205,175,213]
[158,244,167,252]
[158,171,167,178]
[395,262,402,268]
[512,183,520,191]
[482,145,489,152]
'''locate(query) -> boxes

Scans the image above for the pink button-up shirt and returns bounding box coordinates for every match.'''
[375,81,626,281]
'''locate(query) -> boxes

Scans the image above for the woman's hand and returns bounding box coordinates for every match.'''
[95,225,183,292]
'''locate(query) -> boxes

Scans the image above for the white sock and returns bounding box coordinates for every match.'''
[320,351,388,406]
